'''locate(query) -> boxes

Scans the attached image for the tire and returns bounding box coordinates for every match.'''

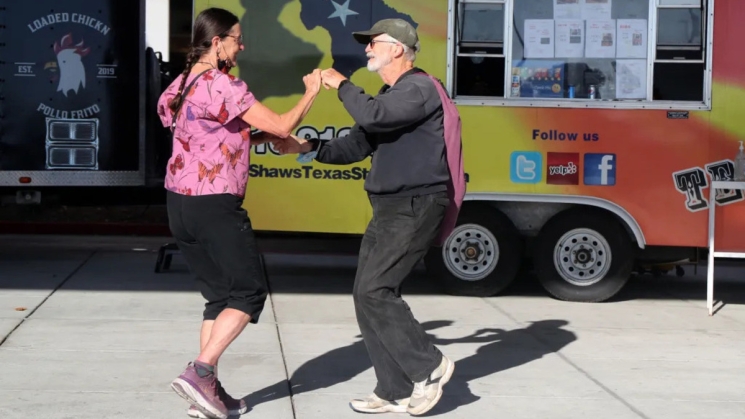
[533,208,635,302]
[424,203,523,297]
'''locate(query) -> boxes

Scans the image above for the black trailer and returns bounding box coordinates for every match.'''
[0,0,173,202]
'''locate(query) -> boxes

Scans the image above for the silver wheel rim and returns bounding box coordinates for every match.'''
[442,224,499,281]
[553,228,612,286]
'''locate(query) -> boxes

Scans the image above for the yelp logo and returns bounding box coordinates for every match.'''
[547,153,579,185]
[549,162,577,176]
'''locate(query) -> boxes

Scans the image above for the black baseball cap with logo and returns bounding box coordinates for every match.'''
[352,18,419,51]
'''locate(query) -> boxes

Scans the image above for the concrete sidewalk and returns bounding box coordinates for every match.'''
[1,235,744,419]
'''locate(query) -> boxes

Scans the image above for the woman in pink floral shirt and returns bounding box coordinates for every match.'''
[156,8,321,419]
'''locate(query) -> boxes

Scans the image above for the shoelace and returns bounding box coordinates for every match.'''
[367,394,384,404]
[216,381,232,401]
[411,381,426,399]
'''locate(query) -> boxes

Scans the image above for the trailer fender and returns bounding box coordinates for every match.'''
[463,192,646,249]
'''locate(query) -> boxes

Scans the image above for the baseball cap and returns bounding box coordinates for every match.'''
[352,18,419,51]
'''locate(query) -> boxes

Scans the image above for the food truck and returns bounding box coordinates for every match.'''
[1,1,135,183]
[2,0,743,302]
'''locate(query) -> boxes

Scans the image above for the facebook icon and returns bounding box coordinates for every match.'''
[584,153,616,186]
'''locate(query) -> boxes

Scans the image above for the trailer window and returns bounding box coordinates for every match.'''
[454,0,506,97]
[447,0,712,110]
[654,1,705,101]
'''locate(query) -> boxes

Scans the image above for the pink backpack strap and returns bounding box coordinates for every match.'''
[417,73,467,246]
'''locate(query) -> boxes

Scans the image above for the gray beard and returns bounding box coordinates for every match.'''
[367,55,392,72]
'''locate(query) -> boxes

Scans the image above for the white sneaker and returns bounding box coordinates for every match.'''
[407,355,455,416]
[349,393,410,413]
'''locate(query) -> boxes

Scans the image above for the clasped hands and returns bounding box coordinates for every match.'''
[271,67,347,155]
[306,67,347,92]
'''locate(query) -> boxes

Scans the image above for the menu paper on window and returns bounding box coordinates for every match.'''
[554,0,581,19]
[581,0,612,20]
[524,19,556,58]
[555,20,585,58]
[585,20,616,58]
[616,19,648,58]
[615,59,647,99]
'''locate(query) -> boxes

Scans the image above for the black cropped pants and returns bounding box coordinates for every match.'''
[166,191,268,323]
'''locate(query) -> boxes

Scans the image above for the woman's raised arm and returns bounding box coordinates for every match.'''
[241,69,321,138]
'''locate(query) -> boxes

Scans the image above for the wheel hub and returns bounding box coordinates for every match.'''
[442,224,499,282]
[574,247,593,265]
[554,228,612,286]
[463,241,482,260]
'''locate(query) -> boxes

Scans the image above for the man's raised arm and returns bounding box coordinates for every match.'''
[336,80,427,134]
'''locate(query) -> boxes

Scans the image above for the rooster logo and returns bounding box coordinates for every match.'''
[53,33,90,97]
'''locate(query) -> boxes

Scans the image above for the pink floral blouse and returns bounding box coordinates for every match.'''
[157,69,257,197]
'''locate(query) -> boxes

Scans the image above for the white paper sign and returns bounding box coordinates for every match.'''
[524,19,555,58]
[582,0,612,20]
[555,20,585,58]
[615,59,647,99]
[585,19,616,58]
[554,0,581,19]
[616,19,648,58]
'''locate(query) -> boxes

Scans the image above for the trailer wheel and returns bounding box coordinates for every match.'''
[533,208,634,302]
[424,204,523,297]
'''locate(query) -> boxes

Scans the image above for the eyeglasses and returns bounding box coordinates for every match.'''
[223,34,243,44]
[369,39,398,47]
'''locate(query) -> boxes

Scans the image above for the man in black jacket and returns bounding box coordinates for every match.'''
[274,18,455,416]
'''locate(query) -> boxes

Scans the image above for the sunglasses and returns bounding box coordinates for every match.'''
[369,39,398,47]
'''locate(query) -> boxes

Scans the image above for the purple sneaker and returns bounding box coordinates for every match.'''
[218,381,249,415]
[171,363,228,419]
[187,383,248,418]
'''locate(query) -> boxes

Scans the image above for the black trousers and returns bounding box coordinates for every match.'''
[354,190,450,400]
[166,191,268,323]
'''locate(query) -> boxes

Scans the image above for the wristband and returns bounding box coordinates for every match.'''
[296,138,319,163]
[296,150,317,163]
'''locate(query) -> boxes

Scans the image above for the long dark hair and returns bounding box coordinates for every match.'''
[168,8,239,113]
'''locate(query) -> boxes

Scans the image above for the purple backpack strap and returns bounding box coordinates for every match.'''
[417,73,467,246]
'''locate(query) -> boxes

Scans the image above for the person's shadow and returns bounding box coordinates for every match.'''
[424,319,577,416]
[238,320,453,409]
[237,319,576,415]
